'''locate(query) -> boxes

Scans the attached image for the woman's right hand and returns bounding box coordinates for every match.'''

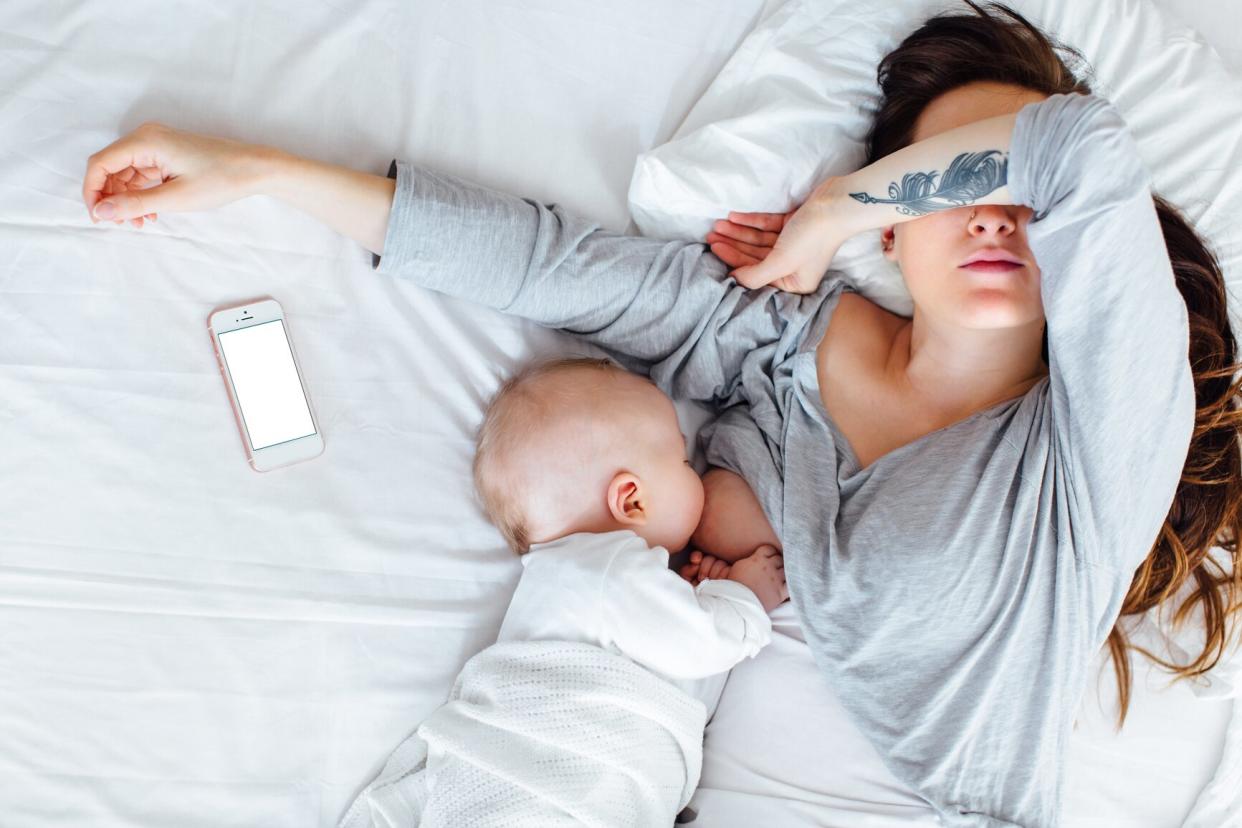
[83,122,273,228]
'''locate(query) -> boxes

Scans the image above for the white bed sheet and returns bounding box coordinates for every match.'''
[1,1,1238,827]
[0,2,775,825]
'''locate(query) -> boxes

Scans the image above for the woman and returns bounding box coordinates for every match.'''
[81,3,1240,824]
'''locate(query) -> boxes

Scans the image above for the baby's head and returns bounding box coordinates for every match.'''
[473,357,704,554]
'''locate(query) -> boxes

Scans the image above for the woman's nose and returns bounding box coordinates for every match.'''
[967,204,1016,236]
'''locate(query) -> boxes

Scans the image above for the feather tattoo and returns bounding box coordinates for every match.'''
[848,150,1009,216]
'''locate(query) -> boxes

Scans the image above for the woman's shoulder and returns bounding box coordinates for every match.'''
[817,291,906,373]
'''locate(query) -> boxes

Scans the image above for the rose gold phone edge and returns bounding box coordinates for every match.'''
[207,296,324,472]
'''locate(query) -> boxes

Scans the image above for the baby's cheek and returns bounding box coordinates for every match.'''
[673,473,707,552]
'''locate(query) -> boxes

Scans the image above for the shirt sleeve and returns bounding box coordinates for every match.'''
[372,159,831,405]
[599,538,772,680]
[1008,93,1195,571]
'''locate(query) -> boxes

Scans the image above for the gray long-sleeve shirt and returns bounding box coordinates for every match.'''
[373,93,1194,826]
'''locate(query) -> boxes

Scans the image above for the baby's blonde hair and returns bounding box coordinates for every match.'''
[473,357,626,553]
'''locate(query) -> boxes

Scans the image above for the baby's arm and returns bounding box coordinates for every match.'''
[604,538,775,680]
[680,468,779,585]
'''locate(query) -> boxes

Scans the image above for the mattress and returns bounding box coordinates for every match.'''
[0,1,1236,826]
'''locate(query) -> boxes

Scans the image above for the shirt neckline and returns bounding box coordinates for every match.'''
[795,285,1037,481]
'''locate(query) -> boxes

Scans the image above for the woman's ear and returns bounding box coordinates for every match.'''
[881,226,897,262]
[606,472,647,527]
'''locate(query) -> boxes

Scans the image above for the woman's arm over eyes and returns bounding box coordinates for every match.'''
[1011,93,1194,571]
[728,111,1020,292]
[373,161,823,403]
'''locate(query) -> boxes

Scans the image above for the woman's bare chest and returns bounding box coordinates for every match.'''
[815,367,936,470]
[813,298,931,470]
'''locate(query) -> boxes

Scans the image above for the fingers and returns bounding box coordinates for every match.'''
[712,219,780,248]
[84,129,163,215]
[729,262,768,290]
[133,166,163,187]
[92,178,185,223]
[730,252,793,290]
[726,211,788,233]
[773,275,799,294]
[772,273,821,295]
[708,241,760,270]
[95,167,154,227]
[707,233,771,263]
[92,191,148,222]
[692,554,730,581]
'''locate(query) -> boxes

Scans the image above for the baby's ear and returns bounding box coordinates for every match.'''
[606,472,647,527]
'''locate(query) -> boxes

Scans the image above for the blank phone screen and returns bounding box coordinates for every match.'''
[217,320,316,451]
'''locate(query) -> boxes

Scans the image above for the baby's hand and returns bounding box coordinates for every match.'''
[678,550,731,586]
[728,545,788,613]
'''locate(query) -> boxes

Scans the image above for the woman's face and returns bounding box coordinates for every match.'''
[883,82,1049,330]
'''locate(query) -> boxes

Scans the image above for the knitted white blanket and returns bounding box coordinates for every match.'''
[339,640,708,828]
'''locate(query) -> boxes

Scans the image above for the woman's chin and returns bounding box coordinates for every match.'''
[953,291,1043,329]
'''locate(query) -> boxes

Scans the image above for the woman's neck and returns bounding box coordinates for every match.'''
[890,313,1048,418]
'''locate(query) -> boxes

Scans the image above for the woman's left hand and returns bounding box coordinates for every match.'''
[713,175,853,294]
[706,209,793,271]
[707,202,841,294]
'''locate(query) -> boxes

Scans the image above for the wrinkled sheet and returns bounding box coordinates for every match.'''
[0,2,771,824]
[0,0,1237,826]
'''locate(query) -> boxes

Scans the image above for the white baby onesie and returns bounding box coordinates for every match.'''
[497,529,773,711]
[339,530,773,828]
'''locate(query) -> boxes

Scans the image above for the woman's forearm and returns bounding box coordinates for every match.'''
[823,112,1018,236]
[254,148,396,256]
[80,122,396,249]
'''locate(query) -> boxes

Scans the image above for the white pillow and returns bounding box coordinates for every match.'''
[628,0,1242,321]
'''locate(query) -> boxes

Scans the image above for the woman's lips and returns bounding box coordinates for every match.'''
[960,261,1024,273]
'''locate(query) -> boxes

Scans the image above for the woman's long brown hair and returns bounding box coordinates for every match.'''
[866,1,1242,724]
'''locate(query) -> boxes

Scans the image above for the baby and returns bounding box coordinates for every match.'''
[475,356,786,609]
[340,357,785,828]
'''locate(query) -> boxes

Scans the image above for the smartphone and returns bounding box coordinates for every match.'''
[207,297,324,472]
